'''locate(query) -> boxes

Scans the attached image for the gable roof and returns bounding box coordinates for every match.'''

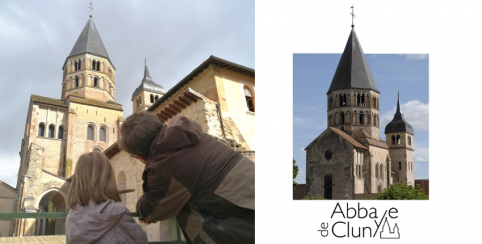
[0,180,16,191]
[327,28,379,94]
[31,95,68,108]
[329,127,367,149]
[147,55,254,112]
[307,127,367,150]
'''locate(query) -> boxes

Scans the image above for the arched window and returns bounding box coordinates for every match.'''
[48,125,55,138]
[340,112,345,124]
[87,126,94,141]
[391,135,396,145]
[96,61,100,71]
[99,127,106,142]
[75,76,79,88]
[92,60,96,70]
[74,61,78,71]
[155,95,159,101]
[381,165,384,180]
[323,175,333,199]
[359,112,363,124]
[408,136,411,145]
[38,123,45,137]
[399,161,402,170]
[375,164,379,180]
[150,94,154,103]
[78,60,81,70]
[58,126,64,139]
[94,77,98,87]
[244,86,255,112]
[396,135,401,144]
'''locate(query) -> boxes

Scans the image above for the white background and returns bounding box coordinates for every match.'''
[256,0,481,243]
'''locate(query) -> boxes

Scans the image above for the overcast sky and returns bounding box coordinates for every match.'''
[0,0,254,187]
[293,53,429,184]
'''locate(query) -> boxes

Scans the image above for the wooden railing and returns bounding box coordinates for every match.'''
[0,212,186,244]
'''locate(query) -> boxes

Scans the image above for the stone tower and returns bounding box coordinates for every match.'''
[385,93,415,186]
[132,59,165,113]
[61,16,116,103]
[326,27,381,140]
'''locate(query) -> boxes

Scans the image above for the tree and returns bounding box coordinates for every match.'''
[375,183,429,200]
[293,158,299,189]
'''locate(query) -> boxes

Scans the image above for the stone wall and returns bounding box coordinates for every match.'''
[0,182,16,237]
[63,54,116,102]
[353,193,378,200]
[368,146,390,193]
[306,129,356,200]
[66,102,123,177]
[110,151,171,242]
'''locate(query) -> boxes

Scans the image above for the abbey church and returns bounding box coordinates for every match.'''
[305,26,414,200]
[2,12,255,240]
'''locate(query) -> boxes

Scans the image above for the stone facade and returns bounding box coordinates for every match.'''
[11,17,124,237]
[304,27,416,200]
[0,181,16,237]
[62,54,116,102]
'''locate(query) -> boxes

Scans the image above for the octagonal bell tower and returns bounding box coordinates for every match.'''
[326,27,381,140]
[61,15,116,103]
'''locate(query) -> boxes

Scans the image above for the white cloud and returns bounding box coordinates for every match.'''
[380,100,429,131]
[398,54,428,60]
[293,116,326,129]
[300,147,306,155]
[0,155,20,187]
[414,146,429,164]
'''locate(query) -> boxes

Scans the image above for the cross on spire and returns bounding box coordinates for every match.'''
[350,5,355,27]
[86,2,97,17]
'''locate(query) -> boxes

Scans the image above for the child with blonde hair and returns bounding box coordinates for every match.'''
[65,151,147,244]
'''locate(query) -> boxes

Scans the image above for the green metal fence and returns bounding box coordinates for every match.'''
[0,212,186,244]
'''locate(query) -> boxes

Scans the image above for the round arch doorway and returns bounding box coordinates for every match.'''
[36,190,66,235]
[324,175,333,199]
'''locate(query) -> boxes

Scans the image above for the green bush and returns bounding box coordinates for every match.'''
[376,183,429,200]
[303,194,325,200]
[293,158,299,189]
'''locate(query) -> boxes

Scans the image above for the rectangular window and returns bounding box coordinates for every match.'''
[399,161,402,170]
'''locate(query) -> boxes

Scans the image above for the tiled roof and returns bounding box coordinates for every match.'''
[147,55,254,112]
[104,142,122,159]
[69,97,123,111]
[329,127,367,150]
[328,28,379,93]
[31,95,67,108]
[365,138,389,149]
[415,179,429,196]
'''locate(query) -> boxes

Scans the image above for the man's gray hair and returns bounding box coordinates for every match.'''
[118,111,163,159]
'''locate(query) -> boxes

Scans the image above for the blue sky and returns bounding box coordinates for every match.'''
[293,53,429,184]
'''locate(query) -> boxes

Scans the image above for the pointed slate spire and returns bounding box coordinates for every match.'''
[385,93,414,135]
[327,28,379,93]
[68,17,110,58]
[396,91,402,114]
[144,58,152,79]
[131,59,165,101]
